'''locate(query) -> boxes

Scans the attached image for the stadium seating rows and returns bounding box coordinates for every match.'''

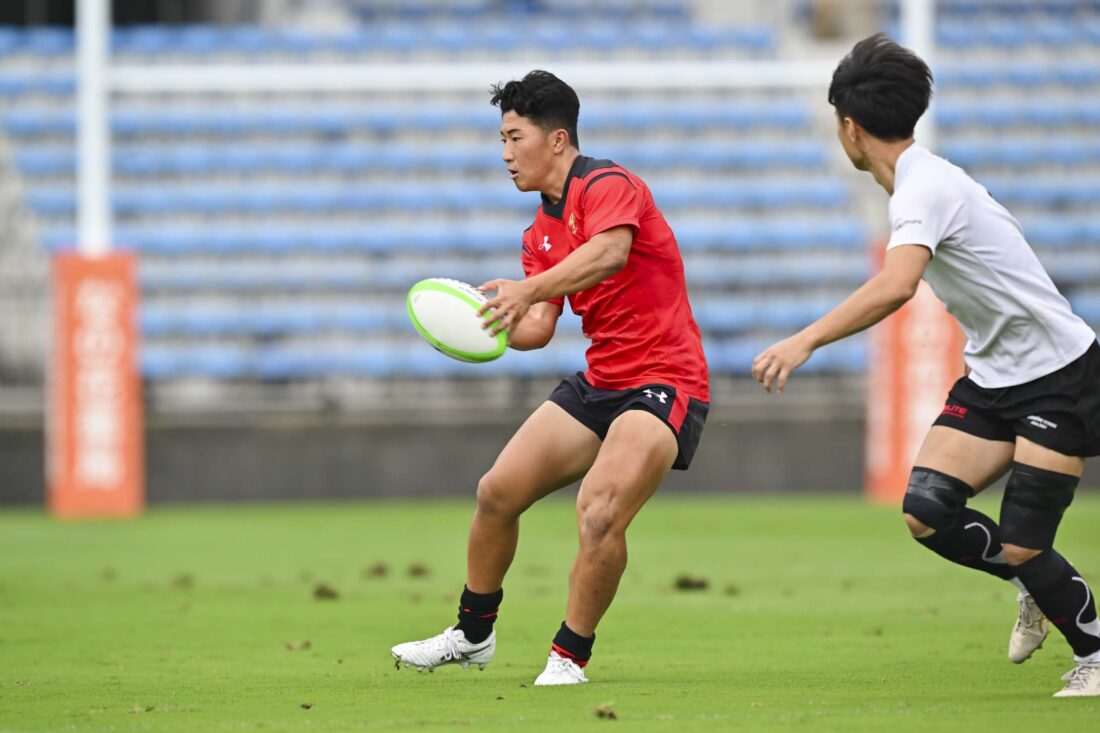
[8,99,1100,141]
[25,178,853,218]
[127,253,868,292]
[137,293,840,339]
[0,22,776,57]
[4,10,1100,384]
[939,138,1100,168]
[4,19,1100,58]
[1,100,813,138]
[4,62,1095,99]
[137,337,867,380]
[39,218,867,256]
[936,19,1100,47]
[12,140,831,177]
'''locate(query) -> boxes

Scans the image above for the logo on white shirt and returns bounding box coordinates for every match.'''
[892,218,923,231]
[539,236,552,252]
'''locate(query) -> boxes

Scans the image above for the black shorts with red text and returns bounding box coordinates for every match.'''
[548,372,709,470]
[933,340,1100,457]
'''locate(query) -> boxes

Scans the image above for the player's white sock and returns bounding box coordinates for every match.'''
[1075,649,1100,665]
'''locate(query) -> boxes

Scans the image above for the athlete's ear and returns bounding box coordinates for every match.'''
[842,116,861,144]
[551,128,569,154]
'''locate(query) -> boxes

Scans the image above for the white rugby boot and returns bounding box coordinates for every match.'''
[390,626,494,672]
[1053,663,1100,697]
[533,651,589,686]
[1009,592,1049,663]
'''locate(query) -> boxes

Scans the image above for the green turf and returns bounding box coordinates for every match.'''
[2,492,1099,732]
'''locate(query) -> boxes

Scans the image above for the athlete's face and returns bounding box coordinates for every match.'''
[500,111,559,193]
[836,112,871,171]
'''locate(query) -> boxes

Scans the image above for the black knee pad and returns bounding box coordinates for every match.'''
[999,462,1078,550]
[902,467,974,531]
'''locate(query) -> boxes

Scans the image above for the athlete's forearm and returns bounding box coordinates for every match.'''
[507,308,557,350]
[801,273,917,350]
[525,230,631,303]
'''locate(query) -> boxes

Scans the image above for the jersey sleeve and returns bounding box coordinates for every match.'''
[886,183,961,255]
[520,228,565,308]
[579,172,644,240]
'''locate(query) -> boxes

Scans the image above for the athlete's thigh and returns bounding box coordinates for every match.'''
[576,409,679,526]
[1014,436,1086,478]
[913,425,1016,493]
[485,401,603,507]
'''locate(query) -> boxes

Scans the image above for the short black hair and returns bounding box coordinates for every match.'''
[828,33,933,141]
[490,70,581,150]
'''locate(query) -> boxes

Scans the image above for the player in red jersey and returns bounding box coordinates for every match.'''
[391,70,709,685]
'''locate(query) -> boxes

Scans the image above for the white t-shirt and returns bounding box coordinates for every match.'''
[887,144,1096,388]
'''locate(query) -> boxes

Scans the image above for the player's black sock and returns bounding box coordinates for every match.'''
[455,586,502,644]
[915,508,1016,581]
[1013,550,1100,659]
[551,621,595,667]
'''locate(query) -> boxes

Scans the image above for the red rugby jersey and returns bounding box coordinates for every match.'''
[521,155,709,401]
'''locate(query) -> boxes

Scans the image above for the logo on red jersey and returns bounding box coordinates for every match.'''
[568,213,578,236]
[539,235,552,252]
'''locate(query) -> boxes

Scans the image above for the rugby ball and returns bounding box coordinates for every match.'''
[407,278,508,363]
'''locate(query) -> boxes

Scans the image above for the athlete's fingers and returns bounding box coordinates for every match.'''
[752,348,777,380]
[477,298,497,317]
[485,310,513,332]
[479,296,501,321]
[776,365,791,394]
[753,352,774,383]
[480,297,509,329]
[477,281,505,316]
[762,361,779,393]
[490,307,522,336]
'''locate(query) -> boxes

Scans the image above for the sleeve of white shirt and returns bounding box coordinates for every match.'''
[886,182,959,256]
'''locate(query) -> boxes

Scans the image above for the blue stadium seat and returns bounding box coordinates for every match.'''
[23,28,74,56]
[693,296,835,333]
[0,71,74,96]
[935,101,1100,129]
[981,177,1100,207]
[1057,62,1100,87]
[703,336,866,374]
[1070,293,1100,324]
[4,100,813,140]
[940,138,1100,168]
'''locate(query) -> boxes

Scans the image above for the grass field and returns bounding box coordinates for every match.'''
[2,492,1099,732]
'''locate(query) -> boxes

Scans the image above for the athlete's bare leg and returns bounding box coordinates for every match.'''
[904,425,1016,538]
[565,409,678,637]
[466,401,602,594]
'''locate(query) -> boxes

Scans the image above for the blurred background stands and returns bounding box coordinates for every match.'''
[0,0,1097,422]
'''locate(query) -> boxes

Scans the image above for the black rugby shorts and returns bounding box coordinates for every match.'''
[932,341,1100,457]
[548,372,709,470]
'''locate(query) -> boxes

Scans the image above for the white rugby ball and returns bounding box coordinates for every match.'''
[407,278,508,363]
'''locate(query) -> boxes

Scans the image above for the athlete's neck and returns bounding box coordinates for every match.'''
[541,150,582,205]
[867,138,916,195]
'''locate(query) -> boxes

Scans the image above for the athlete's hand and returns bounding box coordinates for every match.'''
[478,278,535,336]
[752,334,813,394]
